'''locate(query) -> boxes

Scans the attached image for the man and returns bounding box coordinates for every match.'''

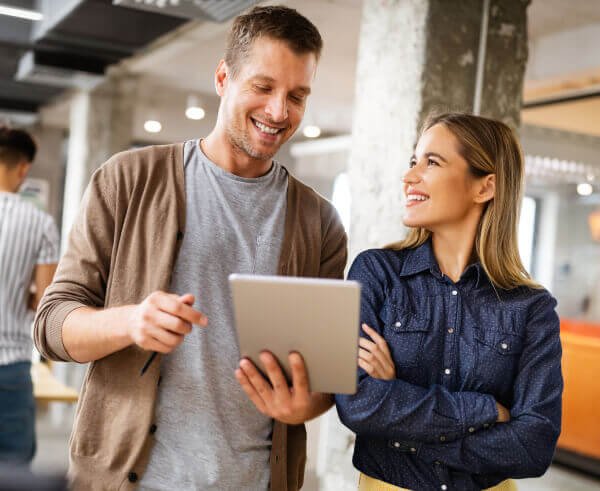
[0,126,59,464]
[34,5,347,491]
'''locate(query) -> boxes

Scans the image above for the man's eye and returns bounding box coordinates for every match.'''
[255,85,270,92]
[427,159,439,166]
[409,160,417,168]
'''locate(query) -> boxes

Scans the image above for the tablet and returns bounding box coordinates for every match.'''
[229,274,360,394]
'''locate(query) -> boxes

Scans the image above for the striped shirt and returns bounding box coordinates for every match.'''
[0,191,59,365]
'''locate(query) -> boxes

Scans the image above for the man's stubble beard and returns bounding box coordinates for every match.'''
[226,117,277,161]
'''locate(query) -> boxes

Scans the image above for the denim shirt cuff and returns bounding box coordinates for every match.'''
[459,392,498,435]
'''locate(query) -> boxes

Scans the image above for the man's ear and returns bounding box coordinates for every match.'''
[215,59,228,97]
[17,161,31,182]
[474,173,495,204]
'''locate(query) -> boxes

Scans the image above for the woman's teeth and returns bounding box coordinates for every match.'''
[407,194,429,202]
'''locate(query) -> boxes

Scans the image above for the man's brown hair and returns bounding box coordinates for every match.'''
[225,5,323,78]
[0,126,37,167]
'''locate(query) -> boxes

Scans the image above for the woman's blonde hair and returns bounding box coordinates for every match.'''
[387,112,540,290]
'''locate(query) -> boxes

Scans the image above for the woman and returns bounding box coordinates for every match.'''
[336,113,563,491]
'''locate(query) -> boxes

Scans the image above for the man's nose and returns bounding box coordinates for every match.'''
[265,94,288,122]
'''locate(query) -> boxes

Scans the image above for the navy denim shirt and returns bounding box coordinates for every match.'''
[336,241,563,491]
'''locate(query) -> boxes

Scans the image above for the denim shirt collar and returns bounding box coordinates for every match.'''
[398,239,485,288]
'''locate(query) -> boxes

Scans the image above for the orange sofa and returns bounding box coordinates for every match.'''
[556,318,600,472]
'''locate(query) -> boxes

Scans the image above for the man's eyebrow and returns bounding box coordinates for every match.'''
[251,75,276,84]
[250,75,311,95]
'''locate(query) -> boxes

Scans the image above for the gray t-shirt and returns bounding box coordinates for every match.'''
[140,140,288,490]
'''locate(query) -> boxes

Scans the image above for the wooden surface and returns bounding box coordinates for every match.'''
[32,362,78,403]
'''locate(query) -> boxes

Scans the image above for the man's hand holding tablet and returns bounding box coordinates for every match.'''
[235,351,332,424]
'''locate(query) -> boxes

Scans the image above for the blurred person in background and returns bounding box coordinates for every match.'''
[0,126,59,465]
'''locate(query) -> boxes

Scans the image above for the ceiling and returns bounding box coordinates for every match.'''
[0,0,254,115]
[3,0,600,140]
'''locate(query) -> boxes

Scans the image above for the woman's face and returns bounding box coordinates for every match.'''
[402,123,491,231]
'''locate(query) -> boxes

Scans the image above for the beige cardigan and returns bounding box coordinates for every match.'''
[34,143,347,491]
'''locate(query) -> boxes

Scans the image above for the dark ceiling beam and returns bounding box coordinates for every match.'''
[0,97,39,112]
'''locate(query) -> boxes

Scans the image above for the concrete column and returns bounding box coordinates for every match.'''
[61,73,137,248]
[348,0,529,258]
[54,73,136,427]
[319,1,531,489]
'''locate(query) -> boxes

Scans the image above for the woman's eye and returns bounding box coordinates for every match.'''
[256,85,270,92]
[409,160,416,168]
[427,158,439,166]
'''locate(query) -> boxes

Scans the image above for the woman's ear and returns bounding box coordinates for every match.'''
[474,173,496,204]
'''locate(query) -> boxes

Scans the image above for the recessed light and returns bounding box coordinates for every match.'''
[144,120,162,133]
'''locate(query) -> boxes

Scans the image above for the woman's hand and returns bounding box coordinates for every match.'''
[358,323,396,380]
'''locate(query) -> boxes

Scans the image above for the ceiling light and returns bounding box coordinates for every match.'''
[185,95,205,120]
[0,4,43,21]
[577,182,593,196]
[144,120,162,133]
[303,125,321,138]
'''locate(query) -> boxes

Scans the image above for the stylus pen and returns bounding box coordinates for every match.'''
[140,352,157,376]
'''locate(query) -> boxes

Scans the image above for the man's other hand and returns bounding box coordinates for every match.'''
[235,351,332,425]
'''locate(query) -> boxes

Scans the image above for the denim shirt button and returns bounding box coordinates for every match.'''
[410,447,417,453]
[441,485,448,490]
[468,426,475,433]
[439,435,446,442]
[444,368,451,375]
[501,342,508,350]
[451,290,458,296]
[447,328,454,334]
[393,441,401,448]
[395,321,402,328]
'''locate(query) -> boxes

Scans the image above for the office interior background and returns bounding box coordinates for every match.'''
[1,0,600,489]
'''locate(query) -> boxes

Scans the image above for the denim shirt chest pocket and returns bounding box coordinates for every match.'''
[380,299,431,368]
[473,308,525,392]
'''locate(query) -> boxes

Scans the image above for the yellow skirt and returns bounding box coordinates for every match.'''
[358,472,518,491]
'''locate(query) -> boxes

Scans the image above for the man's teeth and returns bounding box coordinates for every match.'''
[254,120,280,134]
[407,194,429,201]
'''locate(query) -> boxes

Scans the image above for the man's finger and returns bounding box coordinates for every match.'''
[156,294,207,326]
[239,358,274,406]
[153,310,192,335]
[235,368,268,415]
[260,351,290,394]
[148,325,184,348]
[178,293,195,306]
[288,352,310,395]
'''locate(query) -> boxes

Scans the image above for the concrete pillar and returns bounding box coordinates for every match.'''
[319,1,531,489]
[61,73,137,248]
[54,72,136,427]
[348,0,529,258]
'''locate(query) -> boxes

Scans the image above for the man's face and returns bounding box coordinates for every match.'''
[217,37,317,161]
